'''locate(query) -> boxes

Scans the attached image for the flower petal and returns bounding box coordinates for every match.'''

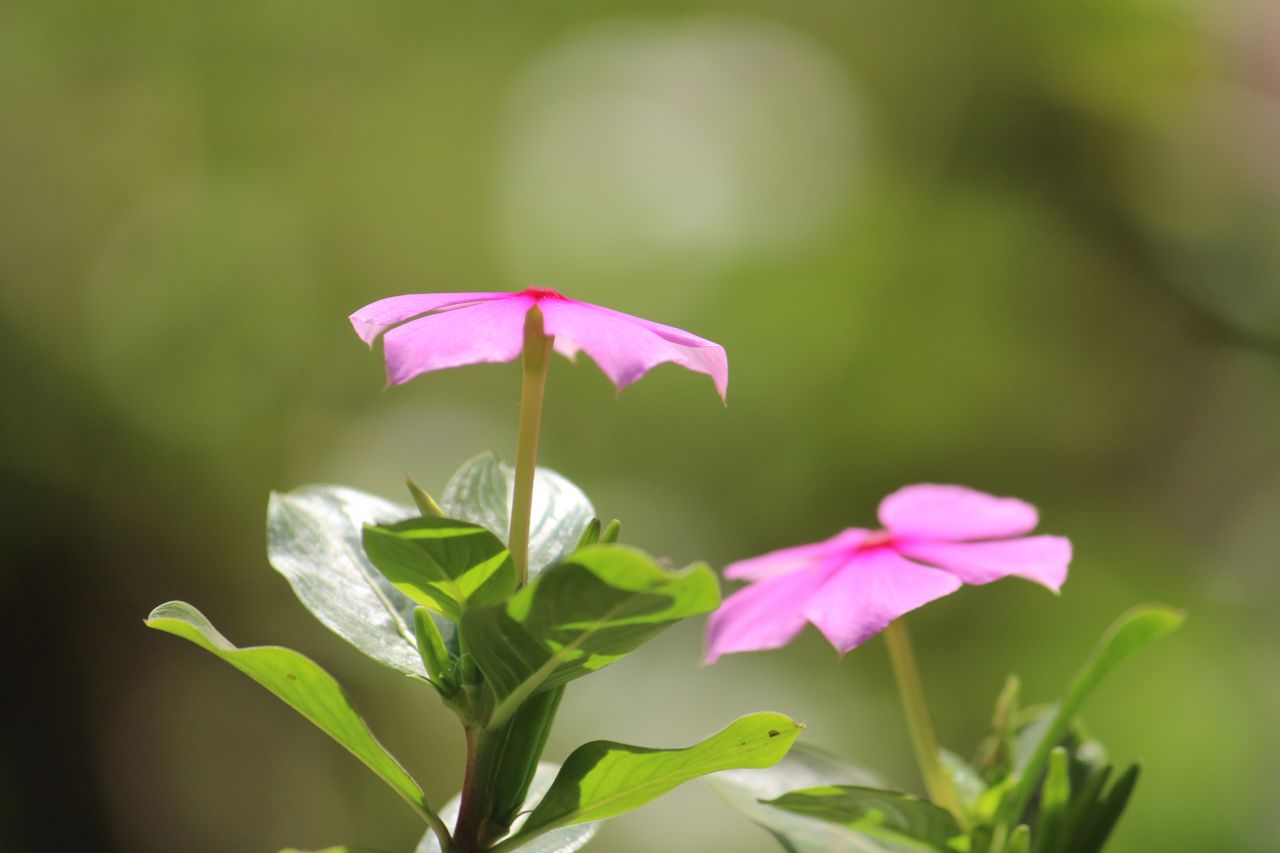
[349,292,510,345]
[380,295,533,385]
[879,484,1040,542]
[704,564,834,663]
[539,299,729,399]
[723,529,870,581]
[803,549,963,654]
[895,535,1072,593]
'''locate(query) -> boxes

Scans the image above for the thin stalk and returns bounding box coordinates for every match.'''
[509,307,553,586]
[883,618,967,826]
[450,724,485,853]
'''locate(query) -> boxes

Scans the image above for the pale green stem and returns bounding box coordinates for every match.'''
[509,307,553,586]
[883,618,967,826]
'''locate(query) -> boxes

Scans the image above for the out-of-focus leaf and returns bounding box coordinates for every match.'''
[362,516,515,621]
[280,847,393,853]
[416,762,599,853]
[440,452,594,577]
[145,602,439,826]
[1032,748,1070,853]
[708,743,890,852]
[504,714,802,848]
[461,544,719,726]
[267,485,456,679]
[941,749,986,816]
[764,786,966,852]
[999,605,1181,828]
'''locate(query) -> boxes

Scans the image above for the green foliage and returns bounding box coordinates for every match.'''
[764,786,965,852]
[502,713,803,849]
[144,602,439,828]
[280,847,395,853]
[266,485,448,679]
[363,516,516,622]
[752,605,1182,853]
[460,544,720,726]
[440,453,595,577]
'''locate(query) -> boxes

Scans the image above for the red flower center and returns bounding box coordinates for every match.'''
[861,529,895,549]
[518,288,566,301]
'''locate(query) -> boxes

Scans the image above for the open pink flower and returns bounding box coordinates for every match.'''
[350,288,728,399]
[705,485,1071,662]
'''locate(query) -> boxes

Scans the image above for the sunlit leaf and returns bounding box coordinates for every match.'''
[440,453,594,577]
[461,544,719,726]
[146,602,439,827]
[507,713,802,846]
[363,517,516,621]
[268,485,455,678]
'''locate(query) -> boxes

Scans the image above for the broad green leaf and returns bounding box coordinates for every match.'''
[461,544,720,726]
[765,786,965,852]
[440,453,594,577]
[416,762,599,853]
[268,485,457,679]
[363,517,516,621]
[506,713,803,847]
[708,743,891,853]
[998,605,1182,829]
[146,602,439,828]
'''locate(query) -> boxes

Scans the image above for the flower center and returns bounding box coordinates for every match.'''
[518,288,566,301]
[861,529,895,549]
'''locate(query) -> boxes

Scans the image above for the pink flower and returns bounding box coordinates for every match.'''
[705,485,1072,662]
[350,288,728,399]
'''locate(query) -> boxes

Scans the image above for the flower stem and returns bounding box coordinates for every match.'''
[882,618,967,826]
[509,306,553,586]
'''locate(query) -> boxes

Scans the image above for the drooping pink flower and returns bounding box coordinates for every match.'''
[705,485,1071,662]
[350,289,728,399]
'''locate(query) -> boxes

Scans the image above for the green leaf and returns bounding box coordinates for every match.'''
[764,786,965,852]
[440,453,595,577]
[416,762,600,853]
[1070,764,1139,853]
[413,607,451,687]
[145,602,440,829]
[1032,748,1070,853]
[575,518,602,549]
[1005,825,1030,853]
[406,477,445,517]
[267,485,455,679]
[600,519,621,544]
[363,516,516,622]
[461,544,720,726]
[998,605,1182,829]
[941,749,986,816]
[505,713,802,848]
[708,743,892,852]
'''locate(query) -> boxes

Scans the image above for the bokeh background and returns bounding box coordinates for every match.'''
[3,1,1279,851]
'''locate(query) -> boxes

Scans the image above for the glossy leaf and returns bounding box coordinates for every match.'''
[708,743,891,853]
[505,713,802,848]
[267,485,452,679]
[440,453,594,577]
[416,762,599,853]
[363,517,515,622]
[461,544,719,726]
[765,786,965,852]
[145,602,442,831]
[999,605,1182,828]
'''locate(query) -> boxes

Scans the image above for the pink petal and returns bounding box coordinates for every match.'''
[380,295,533,385]
[349,292,510,345]
[879,484,1040,542]
[803,549,963,654]
[723,529,870,581]
[539,299,729,399]
[895,535,1072,593]
[704,564,834,663]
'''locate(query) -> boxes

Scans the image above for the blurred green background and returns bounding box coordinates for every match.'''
[3,1,1278,851]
